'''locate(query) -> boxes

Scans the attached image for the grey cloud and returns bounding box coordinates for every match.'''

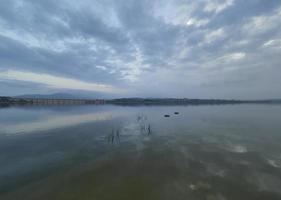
[0,0,281,98]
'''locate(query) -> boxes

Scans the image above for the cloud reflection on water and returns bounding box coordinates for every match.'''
[1,110,126,134]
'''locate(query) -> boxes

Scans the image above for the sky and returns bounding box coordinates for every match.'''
[0,0,281,99]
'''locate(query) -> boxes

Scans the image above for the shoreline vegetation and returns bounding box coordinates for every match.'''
[1,96,281,107]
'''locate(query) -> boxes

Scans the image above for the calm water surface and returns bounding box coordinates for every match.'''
[1,105,281,200]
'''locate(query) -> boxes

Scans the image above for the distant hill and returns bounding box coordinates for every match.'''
[14,91,120,100]
[107,98,244,105]
[14,93,81,99]
[107,98,281,105]
[2,95,281,106]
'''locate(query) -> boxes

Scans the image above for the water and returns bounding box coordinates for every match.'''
[0,104,281,200]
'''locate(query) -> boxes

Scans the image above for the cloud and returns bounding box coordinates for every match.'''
[1,110,125,134]
[96,65,107,70]
[0,0,281,98]
[219,52,246,62]
[200,52,246,70]
[263,39,281,48]
[202,28,226,44]
[0,70,123,93]
[204,0,234,14]
[186,18,210,27]
[242,7,281,36]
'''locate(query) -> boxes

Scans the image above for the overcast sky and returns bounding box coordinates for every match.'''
[0,0,281,99]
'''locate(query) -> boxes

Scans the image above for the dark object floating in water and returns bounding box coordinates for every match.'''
[164,115,170,117]
[174,112,179,115]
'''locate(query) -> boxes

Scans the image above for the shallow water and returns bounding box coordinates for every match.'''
[0,104,281,200]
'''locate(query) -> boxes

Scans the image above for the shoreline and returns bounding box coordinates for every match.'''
[1,97,281,107]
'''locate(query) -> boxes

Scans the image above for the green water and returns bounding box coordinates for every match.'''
[0,105,281,200]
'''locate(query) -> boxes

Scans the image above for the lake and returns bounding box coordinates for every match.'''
[1,104,281,200]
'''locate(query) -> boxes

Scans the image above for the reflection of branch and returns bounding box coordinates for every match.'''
[148,124,151,135]
[116,130,120,143]
[136,114,152,136]
[107,128,121,144]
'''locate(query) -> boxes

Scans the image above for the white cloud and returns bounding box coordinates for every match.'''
[105,43,149,82]
[218,52,246,62]
[186,18,210,27]
[204,0,234,14]
[154,0,234,26]
[263,39,281,48]
[119,46,148,82]
[242,8,281,36]
[201,52,246,69]
[0,20,70,52]
[96,65,107,70]
[203,28,226,44]
[0,70,122,93]
[153,1,198,26]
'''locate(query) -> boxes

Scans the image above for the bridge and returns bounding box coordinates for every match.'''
[0,97,106,105]
[17,98,106,105]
